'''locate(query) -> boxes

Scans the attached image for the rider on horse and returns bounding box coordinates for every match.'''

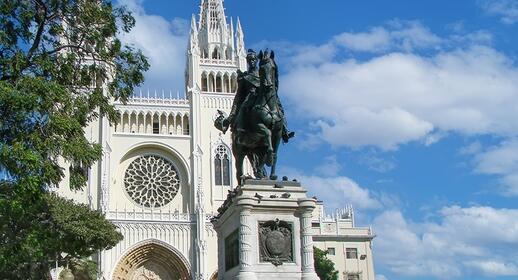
[223,49,294,143]
[214,48,294,184]
[223,49,260,134]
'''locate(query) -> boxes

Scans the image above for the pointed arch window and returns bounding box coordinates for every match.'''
[212,48,220,59]
[201,72,208,91]
[214,144,231,186]
[225,48,232,60]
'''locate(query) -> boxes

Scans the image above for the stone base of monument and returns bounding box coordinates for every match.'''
[212,179,320,280]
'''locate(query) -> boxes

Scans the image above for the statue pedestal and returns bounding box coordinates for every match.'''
[212,180,319,280]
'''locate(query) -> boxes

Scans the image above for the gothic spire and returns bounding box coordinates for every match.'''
[191,14,198,33]
[229,17,235,51]
[189,0,246,65]
[199,0,227,32]
[188,14,199,54]
[236,17,245,56]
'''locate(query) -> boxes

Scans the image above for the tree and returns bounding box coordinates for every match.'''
[314,246,339,280]
[0,190,123,278]
[0,0,148,278]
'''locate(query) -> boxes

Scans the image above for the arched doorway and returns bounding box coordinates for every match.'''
[112,240,190,280]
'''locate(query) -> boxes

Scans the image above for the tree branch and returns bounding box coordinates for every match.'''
[26,0,48,61]
[45,44,86,56]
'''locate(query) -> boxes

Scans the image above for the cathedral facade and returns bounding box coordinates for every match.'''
[56,1,375,279]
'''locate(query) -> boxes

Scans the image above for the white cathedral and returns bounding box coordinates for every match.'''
[56,1,375,279]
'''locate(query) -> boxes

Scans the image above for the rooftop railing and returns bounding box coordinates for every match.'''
[116,90,190,106]
[200,58,238,66]
[106,206,194,222]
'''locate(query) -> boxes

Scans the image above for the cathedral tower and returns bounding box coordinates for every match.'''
[187,0,246,212]
[187,0,246,278]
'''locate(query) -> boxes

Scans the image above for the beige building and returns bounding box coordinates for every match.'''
[55,1,375,279]
[311,203,375,280]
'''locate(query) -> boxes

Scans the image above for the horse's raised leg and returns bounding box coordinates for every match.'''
[269,124,283,181]
[235,154,244,186]
[269,153,278,181]
[232,140,245,186]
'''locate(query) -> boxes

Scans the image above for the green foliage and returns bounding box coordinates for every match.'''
[69,258,98,280]
[0,0,148,278]
[0,190,123,278]
[46,193,123,258]
[314,247,339,280]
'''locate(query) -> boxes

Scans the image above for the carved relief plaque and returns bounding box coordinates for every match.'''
[259,219,293,266]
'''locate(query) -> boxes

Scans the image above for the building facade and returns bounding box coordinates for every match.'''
[56,1,375,279]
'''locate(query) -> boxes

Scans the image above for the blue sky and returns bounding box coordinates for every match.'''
[116,1,518,279]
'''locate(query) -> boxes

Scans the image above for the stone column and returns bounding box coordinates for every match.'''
[236,202,257,280]
[299,198,319,280]
[216,230,225,280]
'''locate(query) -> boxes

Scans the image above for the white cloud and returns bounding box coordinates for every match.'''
[283,168,381,211]
[117,0,188,93]
[473,139,518,195]
[334,27,392,53]
[480,0,518,24]
[373,206,518,278]
[474,139,518,174]
[314,155,342,177]
[315,107,433,150]
[303,175,381,210]
[358,152,396,173]
[464,260,518,276]
[450,30,494,45]
[458,141,483,155]
[501,174,518,195]
[290,43,337,66]
[424,131,447,146]
[277,23,518,152]
[271,21,518,195]
[375,274,388,280]
[252,40,337,68]
[334,21,442,53]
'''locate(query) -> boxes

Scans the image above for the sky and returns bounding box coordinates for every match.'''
[115,1,518,279]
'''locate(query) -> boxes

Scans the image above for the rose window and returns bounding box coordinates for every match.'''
[124,155,180,208]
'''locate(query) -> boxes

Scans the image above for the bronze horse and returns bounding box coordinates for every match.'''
[215,50,283,185]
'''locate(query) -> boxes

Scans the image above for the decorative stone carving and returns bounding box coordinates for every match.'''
[112,239,191,280]
[239,206,253,269]
[124,155,180,208]
[259,219,293,266]
[132,266,161,280]
[300,209,316,274]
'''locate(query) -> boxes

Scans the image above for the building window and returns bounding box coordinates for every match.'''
[225,48,232,60]
[214,144,231,186]
[327,247,335,255]
[201,73,208,91]
[346,248,358,259]
[152,121,159,134]
[124,155,181,208]
[216,75,222,92]
[212,48,220,59]
[346,274,360,280]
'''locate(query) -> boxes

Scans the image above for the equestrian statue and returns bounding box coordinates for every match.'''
[214,49,294,185]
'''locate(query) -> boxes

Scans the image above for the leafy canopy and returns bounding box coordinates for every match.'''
[0,0,148,278]
[314,246,339,280]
